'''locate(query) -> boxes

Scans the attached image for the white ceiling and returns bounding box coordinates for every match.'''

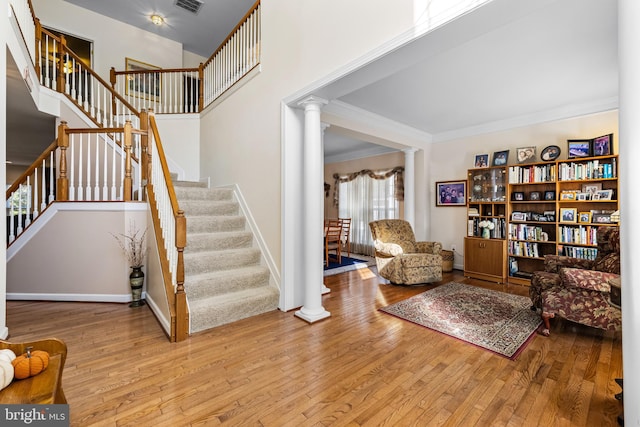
[62,0,257,58]
[7,0,619,166]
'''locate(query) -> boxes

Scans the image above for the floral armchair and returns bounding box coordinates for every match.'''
[530,226,621,336]
[369,219,443,285]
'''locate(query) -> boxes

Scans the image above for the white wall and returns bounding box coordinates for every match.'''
[199,1,421,301]
[429,110,618,269]
[31,0,183,83]
[6,203,147,302]
[154,114,200,181]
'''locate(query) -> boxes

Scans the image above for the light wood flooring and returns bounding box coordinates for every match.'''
[5,268,622,426]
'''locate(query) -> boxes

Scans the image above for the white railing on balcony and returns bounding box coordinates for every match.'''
[111,67,201,115]
[109,0,260,114]
[8,0,37,63]
[38,29,140,129]
[202,0,261,107]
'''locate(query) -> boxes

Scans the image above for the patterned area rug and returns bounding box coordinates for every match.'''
[380,282,541,359]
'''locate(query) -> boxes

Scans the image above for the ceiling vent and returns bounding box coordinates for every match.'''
[175,0,203,14]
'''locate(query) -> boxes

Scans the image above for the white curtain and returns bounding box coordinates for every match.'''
[338,173,399,256]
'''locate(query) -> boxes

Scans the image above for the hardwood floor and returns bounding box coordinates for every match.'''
[5,269,622,426]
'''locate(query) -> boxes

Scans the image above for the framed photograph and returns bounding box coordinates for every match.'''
[560,207,577,223]
[540,145,561,161]
[567,139,592,158]
[578,212,592,224]
[436,180,466,206]
[492,150,509,166]
[511,192,525,201]
[516,146,536,164]
[544,190,556,201]
[529,191,541,201]
[582,183,602,197]
[576,192,590,201]
[592,134,613,156]
[474,154,489,168]
[511,212,525,221]
[560,191,577,200]
[594,189,613,200]
[592,213,612,223]
[125,57,162,101]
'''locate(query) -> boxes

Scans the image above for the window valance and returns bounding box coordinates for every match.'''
[332,166,404,206]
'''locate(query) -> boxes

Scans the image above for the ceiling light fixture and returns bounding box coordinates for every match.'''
[150,14,164,26]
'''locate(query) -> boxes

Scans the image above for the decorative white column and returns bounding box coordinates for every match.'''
[321,122,331,295]
[403,148,417,227]
[295,96,331,323]
[619,1,639,423]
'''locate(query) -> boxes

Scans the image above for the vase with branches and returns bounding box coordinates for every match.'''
[111,221,147,307]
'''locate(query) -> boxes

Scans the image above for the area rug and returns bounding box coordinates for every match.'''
[379,282,541,359]
[323,255,375,277]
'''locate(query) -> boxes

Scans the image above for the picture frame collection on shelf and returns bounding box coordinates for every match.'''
[473,133,613,168]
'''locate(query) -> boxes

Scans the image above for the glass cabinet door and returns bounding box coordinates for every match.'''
[469,167,506,202]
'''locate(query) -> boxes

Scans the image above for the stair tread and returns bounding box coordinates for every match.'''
[185,264,268,281]
[189,286,279,308]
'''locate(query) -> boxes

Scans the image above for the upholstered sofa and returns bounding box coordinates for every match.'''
[369,219,443,285]
[530,226,621,336]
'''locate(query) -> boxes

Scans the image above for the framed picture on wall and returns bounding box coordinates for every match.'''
[436,180,467,207]
[125,57,162,101]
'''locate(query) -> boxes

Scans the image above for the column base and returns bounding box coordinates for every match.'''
[295,307,331,323]
[321,284,331,294]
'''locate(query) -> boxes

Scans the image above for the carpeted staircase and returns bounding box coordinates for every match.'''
[173,180,280,333]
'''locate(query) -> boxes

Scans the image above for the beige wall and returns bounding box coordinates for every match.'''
[324,151,405,219]
[429,110,619,269]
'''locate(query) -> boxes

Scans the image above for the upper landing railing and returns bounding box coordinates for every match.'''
[110,0,261,114]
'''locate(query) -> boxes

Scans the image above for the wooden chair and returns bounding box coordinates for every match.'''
[324,219,343,266]
[338,218,351,257]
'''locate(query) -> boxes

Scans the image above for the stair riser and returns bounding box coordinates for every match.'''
[186,217,246,233]
[184,250,261,275]
[175,187,233,201]
[189,290,280,333]
[184,270,270,299]
[181,201,239,216]
[186,233,253,252]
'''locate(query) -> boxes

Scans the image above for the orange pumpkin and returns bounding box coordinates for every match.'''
[11,347,49,380]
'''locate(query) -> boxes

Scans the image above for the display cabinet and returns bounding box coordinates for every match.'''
[464,166,507,283]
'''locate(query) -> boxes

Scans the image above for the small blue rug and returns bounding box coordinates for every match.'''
[323,255,375,276]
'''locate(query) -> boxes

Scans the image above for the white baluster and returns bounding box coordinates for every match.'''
[64,53,70,95]
[69,134,75,201]
[86,133,92,200]
[44,34,50,87]
[8,195,15,244]
[33,168,39,219]
[77,134,83,201]
[90,75,96,118]
[96,81,101,124]
[25,177,31,227]
[41,159,47,211]
[119,141,125,200]
[111,134,117,200]
[17,185,23,236]
[103,134,109,199]
[77,59,83,105]
[94,134,100,200]
[84,69,89,111]
[48,151,55,203]
[52,40,57,91]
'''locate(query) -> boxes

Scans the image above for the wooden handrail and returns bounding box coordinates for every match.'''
[5,139,57,197]
[111,67,199,76]
[149,116,180,216]
[203,0,261,69]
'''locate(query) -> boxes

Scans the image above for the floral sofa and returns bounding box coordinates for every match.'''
[530,226,621,336]
[369,219,443,285]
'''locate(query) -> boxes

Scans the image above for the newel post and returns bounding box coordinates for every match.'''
[57,35,66,94]
[109,67,116,89]
[175,210,189,341]
[123,120,133,201]
[56,122,69,201]
[34,18,41,80]
[198,63,204,112]
[139,110,149,199]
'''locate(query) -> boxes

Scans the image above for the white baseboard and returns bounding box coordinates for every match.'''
[145,294,171,336]
[5,292,139,303]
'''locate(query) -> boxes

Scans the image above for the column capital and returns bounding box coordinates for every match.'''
[298,95,329,110]
[321,122,331,133]
[403,147,419,155]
